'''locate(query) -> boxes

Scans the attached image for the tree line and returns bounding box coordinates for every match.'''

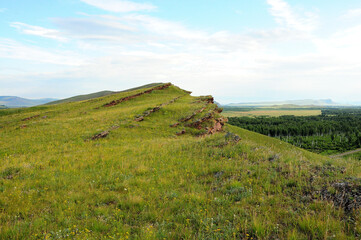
[228,109,361,154]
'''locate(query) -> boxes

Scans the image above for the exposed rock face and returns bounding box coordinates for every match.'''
[91,131,109,140]
[135,116,144,122]
[89,126,119,141]
[103,83,172,107]
[193,96,214,104]
[179,107,207,123]
[176,129,186,136]
[174,106,227,136]
[207,97,214,104]
[134,97,181,122]
[170,123,180,128]
[22,115,40,121]
[90,96,181,141]
[186,113,214,129]
[206,117,228,135]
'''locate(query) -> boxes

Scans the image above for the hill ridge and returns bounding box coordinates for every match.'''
[0,83,360,239]
[46,83,165,106]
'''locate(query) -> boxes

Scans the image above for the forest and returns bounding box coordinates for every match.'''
[228,108,361,154]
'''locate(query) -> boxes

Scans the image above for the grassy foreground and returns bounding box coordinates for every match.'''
[0,84,360,239]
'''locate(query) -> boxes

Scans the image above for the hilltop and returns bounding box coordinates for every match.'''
[0,83,360,239]
[45,83,164,105]
[0,96,57,108]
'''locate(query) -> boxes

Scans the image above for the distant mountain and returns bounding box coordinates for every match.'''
[46,83,163,105]
[226,99,344,107]
[0,105,8,109]
[346,101,361,106]
[214,101,222,107]
[0,96,57,108]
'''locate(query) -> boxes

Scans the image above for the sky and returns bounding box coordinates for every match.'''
[1,0,361,104]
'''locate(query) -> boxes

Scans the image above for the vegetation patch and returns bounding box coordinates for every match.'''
[320,179,361,214]
[1,167,21,179]
[205,132,241,148]
[229,108,361,154]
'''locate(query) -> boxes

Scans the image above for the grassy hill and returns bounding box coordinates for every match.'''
[0,83,360,239]
[0,96,56,108]
[46,83,164,105]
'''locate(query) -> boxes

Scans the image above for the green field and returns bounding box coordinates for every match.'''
[343,151,361,161]
[0,84,360,239]
[223,109,322,117]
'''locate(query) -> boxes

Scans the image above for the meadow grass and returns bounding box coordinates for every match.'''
[0,84,360,239]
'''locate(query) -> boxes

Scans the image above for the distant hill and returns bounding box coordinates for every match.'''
[226,99,343,107]
[45,91,116,105]
[0,105,7,109]
[46,83,163,105]
[0,96,57,108]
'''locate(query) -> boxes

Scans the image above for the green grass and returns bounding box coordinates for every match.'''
[343,152,361,161]
[0,84,360,239]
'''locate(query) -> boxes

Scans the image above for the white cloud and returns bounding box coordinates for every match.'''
[343,8,361,18]
[2,1,361,102]
[0,38,86,66]
[50,13,270,54]
[267,0,318,32]
[10,22,68,42]
[80,0,156,13]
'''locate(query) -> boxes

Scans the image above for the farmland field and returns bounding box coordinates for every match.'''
[223,109,322,117]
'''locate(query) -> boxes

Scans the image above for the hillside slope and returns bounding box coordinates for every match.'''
[46,83,164,105]
[0,83,360,239]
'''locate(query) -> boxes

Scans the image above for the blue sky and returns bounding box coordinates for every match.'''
[1,0,361,104]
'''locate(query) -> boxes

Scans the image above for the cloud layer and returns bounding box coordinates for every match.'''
[80,0,156,12]
[1,0,361,103]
